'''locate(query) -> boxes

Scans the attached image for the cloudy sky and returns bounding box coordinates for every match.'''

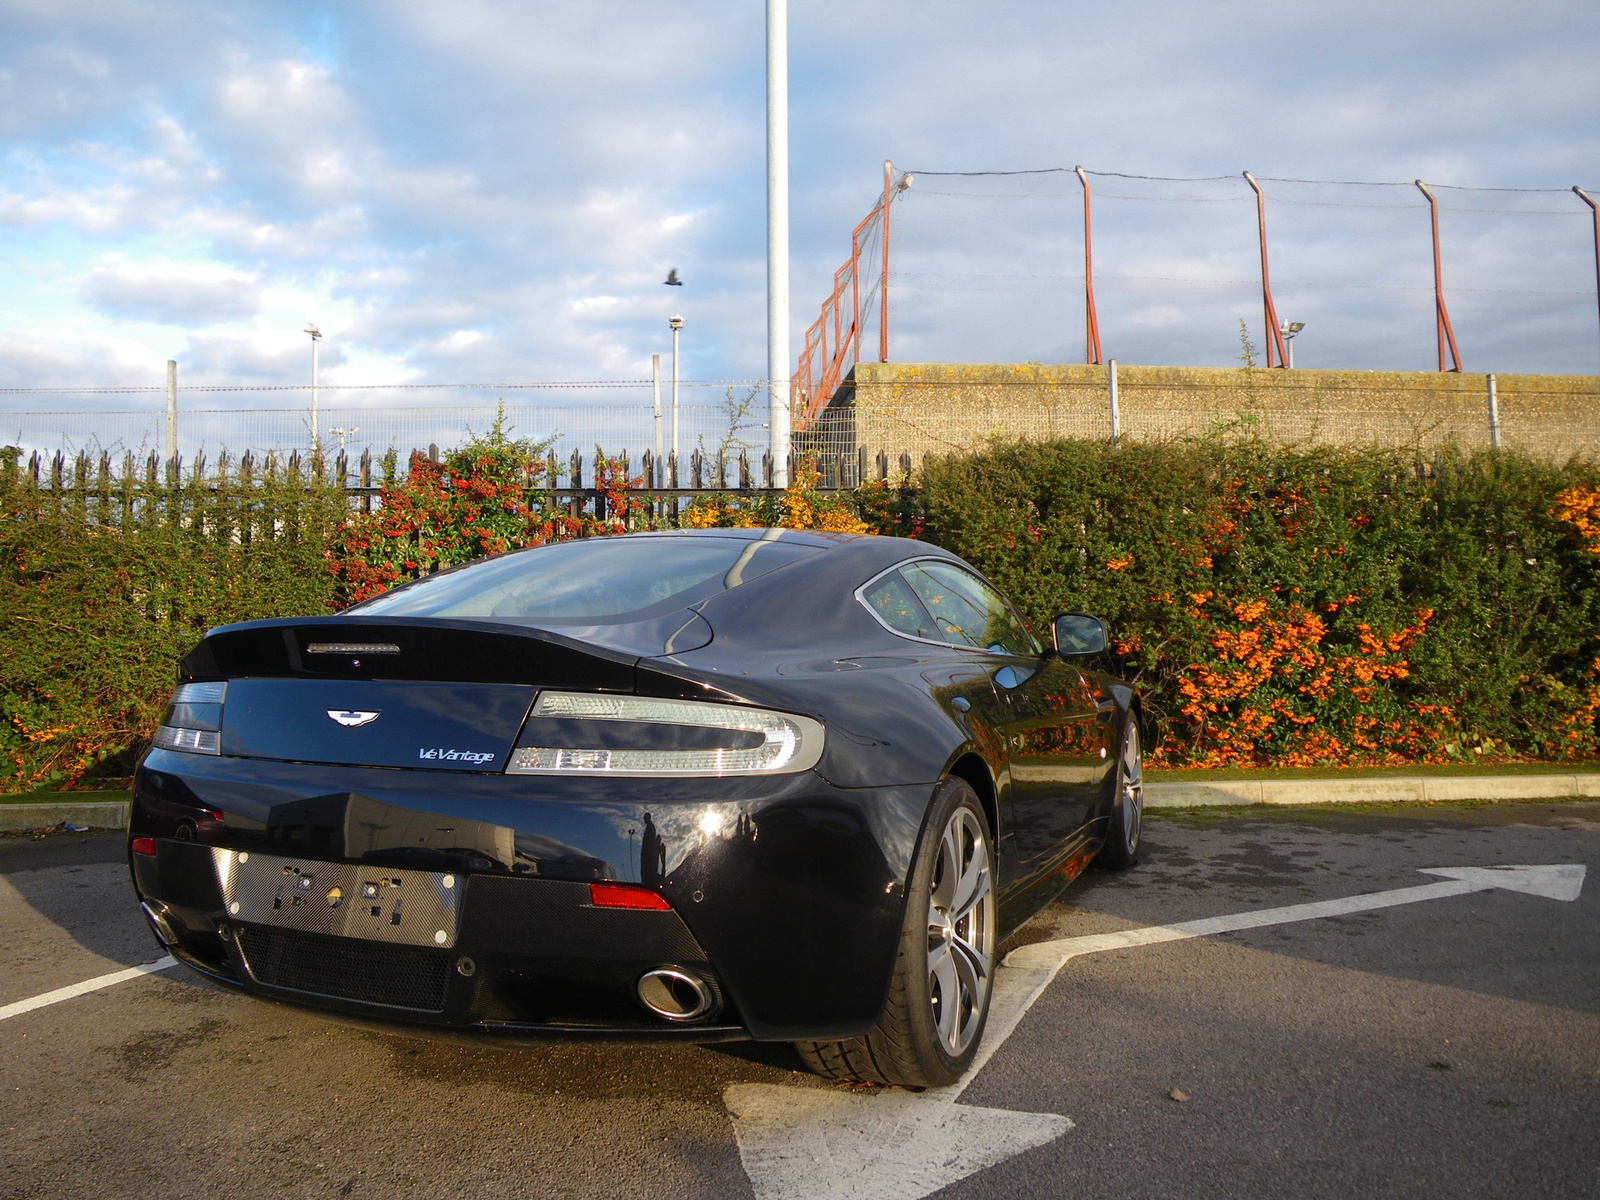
[1,0,1597,427]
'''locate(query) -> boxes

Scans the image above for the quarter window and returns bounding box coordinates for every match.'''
[862,572,938,640]
[899,562,1039,656]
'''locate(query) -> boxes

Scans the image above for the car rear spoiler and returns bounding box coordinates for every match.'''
[180,616,638,691]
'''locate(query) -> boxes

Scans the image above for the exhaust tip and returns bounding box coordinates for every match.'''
[140,900,179,946]
[637,968,717,1022]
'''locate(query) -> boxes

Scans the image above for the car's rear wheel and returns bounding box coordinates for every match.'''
[1096,716,1143,869]
[794,778,995,1087]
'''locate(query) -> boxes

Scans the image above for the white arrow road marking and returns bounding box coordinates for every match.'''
[725,1084,1071,1200]
[728,864,1587,1200]
[0,956,177,1023]
[1004,863,1589,972]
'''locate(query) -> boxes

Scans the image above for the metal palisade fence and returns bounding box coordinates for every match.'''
[1,442,913,535]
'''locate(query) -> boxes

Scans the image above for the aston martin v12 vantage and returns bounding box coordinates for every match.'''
[129,529,1146,1086]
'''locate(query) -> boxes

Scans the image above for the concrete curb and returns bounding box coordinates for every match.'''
[1146,774,1600,808]
[0,801,129,832]
[2,777,1597,830]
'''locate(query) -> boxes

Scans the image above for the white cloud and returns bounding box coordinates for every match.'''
[82,258,262,324]
[0,0,1595,421]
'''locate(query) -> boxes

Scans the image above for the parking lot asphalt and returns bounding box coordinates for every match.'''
[2,800,1597,1200]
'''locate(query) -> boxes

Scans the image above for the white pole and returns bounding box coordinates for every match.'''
[652,353,663,484]
[164,360,177,461]
[671,317,682,458]
[305,324,322,448]
[1108,358,1120,442]
[1487,373,1501,450]
[766,0,791,487]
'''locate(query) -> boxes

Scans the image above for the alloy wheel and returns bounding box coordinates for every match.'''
[1120,722,1143,853]
[926,807,994,1057]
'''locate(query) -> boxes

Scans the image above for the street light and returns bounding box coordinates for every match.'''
[1278,320,1305,369]
[669,315,683,459]
[327,426,358,453]
[304,324,322,445]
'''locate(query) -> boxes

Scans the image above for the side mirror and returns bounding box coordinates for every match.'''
[1052,612,1108,657]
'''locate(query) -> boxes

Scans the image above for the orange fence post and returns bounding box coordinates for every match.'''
[1415,180,1463,372]
[1074,166,1103,365]
[1575,187,1599,361]
[1243,172,1290,369]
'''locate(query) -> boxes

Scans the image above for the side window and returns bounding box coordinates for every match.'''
[862,571,938,640]
[901,562,1040,656]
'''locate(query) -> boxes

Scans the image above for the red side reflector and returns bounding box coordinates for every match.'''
[131,836,157,856]
[589,883,671,911]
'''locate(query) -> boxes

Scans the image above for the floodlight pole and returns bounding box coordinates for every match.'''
[1279,322,1304,369]
[1074,167,1103,365]
[305,324,323,444]
[1415,181,1462,372]
[766,0,791,486]
[1576,187,1599,360]
[880,160,892,363]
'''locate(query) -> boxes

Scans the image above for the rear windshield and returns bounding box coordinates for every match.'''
[349,534,821,622]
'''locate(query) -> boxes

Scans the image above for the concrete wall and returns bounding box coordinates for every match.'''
[828,363,1599,464]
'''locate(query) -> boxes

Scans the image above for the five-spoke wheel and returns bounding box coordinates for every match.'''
[926,805,993,1058]
[1097,715,1143,869]
[794,778,996,1086]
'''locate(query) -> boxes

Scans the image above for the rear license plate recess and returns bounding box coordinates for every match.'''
[211,848,462,949]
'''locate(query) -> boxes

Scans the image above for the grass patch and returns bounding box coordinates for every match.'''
[1146,794,1599,824]
[1146,761,1600,782]
[1,788,131,805]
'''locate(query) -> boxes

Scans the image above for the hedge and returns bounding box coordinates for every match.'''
[909,440,1600,767]
[1,453,341,790]
[4,434,1597,790]
[1,423,868,789]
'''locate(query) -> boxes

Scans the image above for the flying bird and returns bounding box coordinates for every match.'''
[664,268,682,286]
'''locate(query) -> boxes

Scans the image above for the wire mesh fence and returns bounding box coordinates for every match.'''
[0,395,783,465]
[855,168,1600,378]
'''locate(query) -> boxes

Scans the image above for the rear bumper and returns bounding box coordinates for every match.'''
[130,748,931,1041]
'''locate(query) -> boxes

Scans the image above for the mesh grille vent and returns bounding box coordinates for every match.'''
[236,927,451,1012]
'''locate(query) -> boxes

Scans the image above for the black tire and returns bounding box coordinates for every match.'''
[794,778,996,1087]
[1096,714,1143,870]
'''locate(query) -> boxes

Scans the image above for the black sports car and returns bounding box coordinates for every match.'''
[128,528,1147,1086]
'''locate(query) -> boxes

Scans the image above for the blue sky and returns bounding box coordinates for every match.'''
[1,0,1597,416]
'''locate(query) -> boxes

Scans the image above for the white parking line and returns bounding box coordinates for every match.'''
[0,957,178,1023]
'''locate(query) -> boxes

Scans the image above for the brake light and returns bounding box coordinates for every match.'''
[589,883,672,911]
[131,836,157,856]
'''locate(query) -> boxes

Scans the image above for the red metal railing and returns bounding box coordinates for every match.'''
[791,181,891,429]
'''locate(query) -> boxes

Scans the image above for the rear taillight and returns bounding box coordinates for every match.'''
[152,681,226,755]
[507,691,824,777]
[131,836,157,856]
[589,883,673,911]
